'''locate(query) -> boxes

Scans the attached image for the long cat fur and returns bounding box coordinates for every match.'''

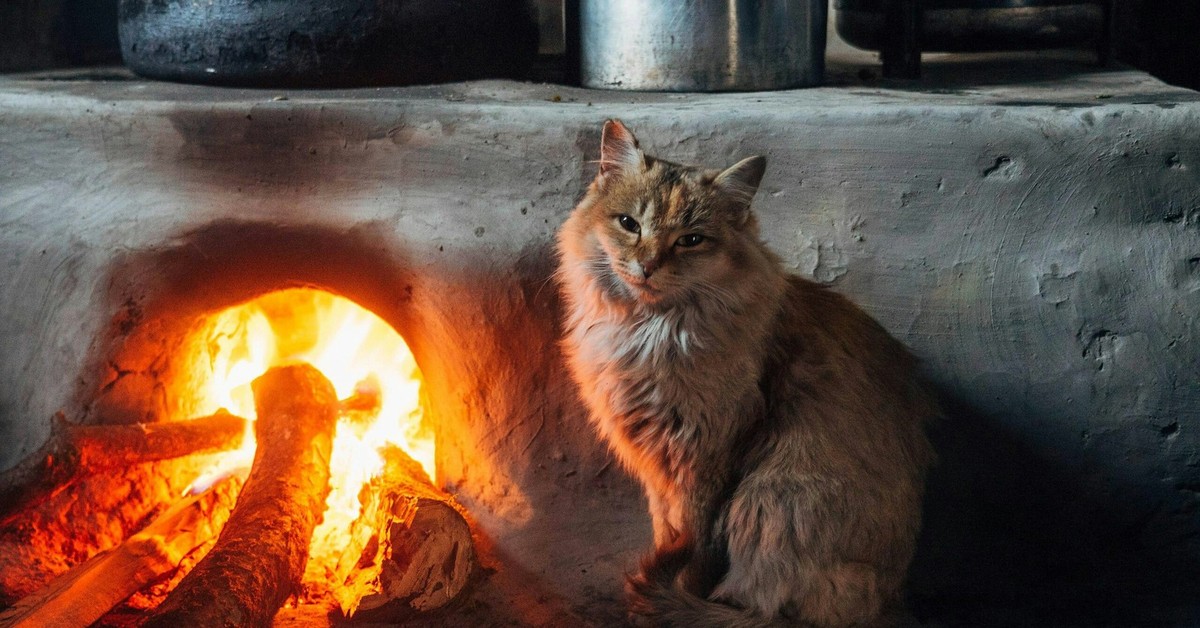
[555,120,935,627]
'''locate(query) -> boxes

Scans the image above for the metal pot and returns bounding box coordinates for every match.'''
[118,0,538,87]
[834,0,1106,53]
[580,0,827,92]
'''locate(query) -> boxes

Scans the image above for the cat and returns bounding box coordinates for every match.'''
[555,119,936,627]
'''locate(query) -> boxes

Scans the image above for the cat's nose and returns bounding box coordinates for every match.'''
[641,257,660,279]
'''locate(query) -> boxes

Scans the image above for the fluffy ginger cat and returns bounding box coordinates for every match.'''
[555,120,936,627]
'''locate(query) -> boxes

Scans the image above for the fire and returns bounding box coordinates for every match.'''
[185,288,433,599]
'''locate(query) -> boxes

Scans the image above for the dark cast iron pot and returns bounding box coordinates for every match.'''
[835,0,1106,53]
[118,0,538,87]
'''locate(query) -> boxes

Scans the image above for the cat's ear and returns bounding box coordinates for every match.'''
[713,155,766,223]
[599,119,645,179]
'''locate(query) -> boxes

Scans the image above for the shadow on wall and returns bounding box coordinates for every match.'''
[908,391,1200,627]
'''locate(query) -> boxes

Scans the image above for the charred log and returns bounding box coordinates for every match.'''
[0,475,241,628]
[333,446,477,621]
[0,412,248,525]
[142,364,338,628]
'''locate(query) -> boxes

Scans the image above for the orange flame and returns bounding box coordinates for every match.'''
[185,288,433,599]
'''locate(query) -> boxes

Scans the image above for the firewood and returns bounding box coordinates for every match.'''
[331,445,477,621]
[0,411,248,525]
[141,364,338,628]
[0,475,241,628]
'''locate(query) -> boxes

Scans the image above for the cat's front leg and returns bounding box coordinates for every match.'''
[676,473,732,598]
[645,488,681,548]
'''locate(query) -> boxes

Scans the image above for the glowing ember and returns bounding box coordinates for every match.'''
[185,288,432,596]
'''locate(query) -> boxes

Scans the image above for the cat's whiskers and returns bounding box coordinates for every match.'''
[579,253,639,304]
[684,280,740,316]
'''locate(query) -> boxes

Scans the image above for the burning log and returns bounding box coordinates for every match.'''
[142,364,338,628]
[0,475,241,628]
[332,446,477,621]
[0,412,249,525]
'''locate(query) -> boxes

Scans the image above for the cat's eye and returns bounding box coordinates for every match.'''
[676,234,705,247]
[617,214,640,233]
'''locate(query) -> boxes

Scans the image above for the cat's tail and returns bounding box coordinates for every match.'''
[625,535,783,628]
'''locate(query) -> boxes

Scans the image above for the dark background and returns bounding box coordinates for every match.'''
[1114,0,1200,90]
[0,0,119,73]
[2,0,1199,91]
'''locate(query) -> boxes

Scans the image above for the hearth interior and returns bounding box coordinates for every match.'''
[178,288,434,605]
[184,286,433,482]
[0,285,456,621]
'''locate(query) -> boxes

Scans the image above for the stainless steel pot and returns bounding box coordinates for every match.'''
[580,0,827,91]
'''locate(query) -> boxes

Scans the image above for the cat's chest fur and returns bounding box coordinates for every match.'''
[566,302,763,481]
